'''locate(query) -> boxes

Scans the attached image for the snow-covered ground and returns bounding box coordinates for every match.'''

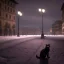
[0,35,64,42]
[0,35,40,42]
[0,35,64,64]
[45,35,64,37]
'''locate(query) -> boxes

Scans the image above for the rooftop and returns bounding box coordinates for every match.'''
[10,0,18,4]
[61,3,64,10]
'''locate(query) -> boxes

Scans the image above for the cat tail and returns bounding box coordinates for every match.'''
[36,55,40,59]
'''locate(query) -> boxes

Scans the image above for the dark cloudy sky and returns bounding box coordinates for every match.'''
[16,0,64,33]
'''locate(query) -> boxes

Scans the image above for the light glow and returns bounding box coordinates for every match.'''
[42,9,45,13]
[38,8,45,13]
[38,8,41,12]
[18,11,22,16]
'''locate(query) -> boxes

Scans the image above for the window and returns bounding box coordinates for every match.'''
[62,29,64,32]
[14,16,15,20]
[5,6,6,10]
[9,15,11,19]
[0,20,1,25]
[4,0,6,4]
[8,1,10,5]
[8,7,9,12]
[0,3,1,8]
[13,9,15,13]
[6,14,8,18]
[10,8,12,13]
[10,2,12,6]
[0,11,1,16]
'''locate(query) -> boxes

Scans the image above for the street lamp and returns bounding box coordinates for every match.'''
[38,8,45,39]
[17,11,22,37]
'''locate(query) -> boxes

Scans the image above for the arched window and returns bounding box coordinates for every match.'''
[12,24,15,35]
[4,22,10,35]
[0,20,2,35]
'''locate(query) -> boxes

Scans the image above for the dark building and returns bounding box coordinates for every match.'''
[52,20,63,35]
[51,3,64,35]
[0,0,17,36]
[19,27,41,35]
[61,3,64,22]
[61,3,64,34]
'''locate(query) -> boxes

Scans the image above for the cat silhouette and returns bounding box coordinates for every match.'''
[36,44,50,60]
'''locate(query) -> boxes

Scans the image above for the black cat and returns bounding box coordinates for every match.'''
[36,44,50,60]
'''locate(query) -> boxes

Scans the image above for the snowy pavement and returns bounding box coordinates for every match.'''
[0,35,40,43]
[0,35,64,64]
[0,35,39,50]
[0,35,64,43]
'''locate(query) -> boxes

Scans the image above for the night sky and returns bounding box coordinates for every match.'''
[16,0,64,33]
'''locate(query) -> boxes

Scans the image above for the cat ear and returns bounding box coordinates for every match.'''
[46,44,48,47]
[48,44,50,46]
[48,44,50,47]
[46,44,50,47]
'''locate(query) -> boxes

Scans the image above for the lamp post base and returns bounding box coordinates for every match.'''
[41,33,44,39]
[17,35,20,37]
[17,33,20,37]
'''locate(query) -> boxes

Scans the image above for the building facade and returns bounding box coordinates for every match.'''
[61,3,64,22]
[51,3,64,35]
[52,20,63,35]
[62,22,64,34]
[61,3,64,34]
[0,0,17,36]
[19,27,41,35]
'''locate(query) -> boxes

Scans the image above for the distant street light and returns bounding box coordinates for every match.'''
[38,8,45,39]
[17,11,22,37]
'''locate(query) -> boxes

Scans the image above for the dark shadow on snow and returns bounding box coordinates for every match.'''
[39,58,49,64]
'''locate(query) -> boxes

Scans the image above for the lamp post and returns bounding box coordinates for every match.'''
[38,8,45,39]
[17,11,22,37]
